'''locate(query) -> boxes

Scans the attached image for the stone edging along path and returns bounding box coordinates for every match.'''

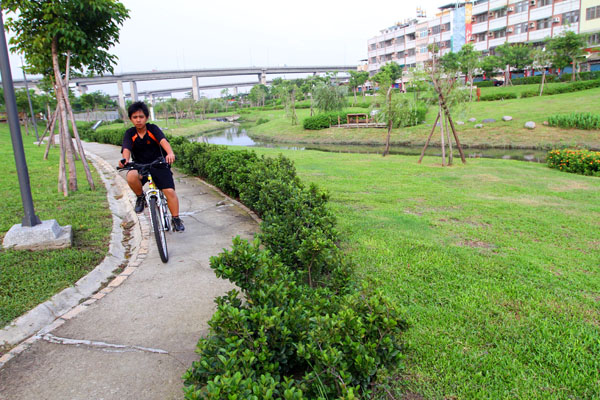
[0,151,150,368]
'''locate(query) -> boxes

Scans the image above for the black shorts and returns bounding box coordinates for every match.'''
[132,165,175,190]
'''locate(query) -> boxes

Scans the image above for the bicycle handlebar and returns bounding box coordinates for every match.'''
[117,158,169,175]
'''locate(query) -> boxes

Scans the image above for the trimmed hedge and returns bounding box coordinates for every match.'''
[302,112,349,130]
[479,92,518,101]
[547,112,600,130]
[520,78,600,98]
[83,130,409,397]
[547,148,600,176]
[172,137,408,398]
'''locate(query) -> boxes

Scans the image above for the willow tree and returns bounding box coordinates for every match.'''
[5,0,129,195]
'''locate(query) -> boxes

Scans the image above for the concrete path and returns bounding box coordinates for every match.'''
[0,142,258,399]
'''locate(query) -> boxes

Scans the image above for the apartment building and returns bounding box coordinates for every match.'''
[367,0,600,76]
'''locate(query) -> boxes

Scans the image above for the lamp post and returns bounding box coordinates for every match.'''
[0,9,41,227]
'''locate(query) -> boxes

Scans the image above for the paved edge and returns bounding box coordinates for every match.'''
[0,150,150,368]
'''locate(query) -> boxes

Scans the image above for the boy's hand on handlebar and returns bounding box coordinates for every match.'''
[118,158,128,168]
[165,153,175,164]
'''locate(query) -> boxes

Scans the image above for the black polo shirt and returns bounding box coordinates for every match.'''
[121,123,166,163]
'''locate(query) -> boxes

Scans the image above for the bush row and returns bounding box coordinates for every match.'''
[547,113,600,130]
[520,78,600,98]
[303,112,351,130]
[547,148,600,176]
[82,129,409,397]
[479,92,518,101]
[164,137,408,398]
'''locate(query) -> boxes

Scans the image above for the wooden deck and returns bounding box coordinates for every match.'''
[334,123,387,128]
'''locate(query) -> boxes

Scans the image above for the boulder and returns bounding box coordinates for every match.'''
[456,121,465,125]
[482,118,496,123]
[468,118,477,122]
[524,121,536,129]
[502,116,513,121]
[475,124,484,129]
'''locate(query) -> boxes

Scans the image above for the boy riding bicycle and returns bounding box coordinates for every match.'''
[118,101,185,232]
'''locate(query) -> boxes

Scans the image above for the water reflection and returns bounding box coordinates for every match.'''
[191,124,548,163]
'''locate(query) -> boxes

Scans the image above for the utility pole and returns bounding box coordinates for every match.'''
[0,10,41,227]
[21,56,40,141]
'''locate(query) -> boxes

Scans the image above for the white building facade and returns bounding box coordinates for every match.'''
[367,0,599,75]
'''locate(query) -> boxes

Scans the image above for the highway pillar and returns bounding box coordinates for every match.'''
[77,84,88,95]
[260,69,267,85]
[129,81,138,102]
[233,86,238,96]
[192,75,199,101]
[148,94,156,121]
[117,80,126,117]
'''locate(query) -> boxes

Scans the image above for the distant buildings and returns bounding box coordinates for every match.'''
[367,0,600,76]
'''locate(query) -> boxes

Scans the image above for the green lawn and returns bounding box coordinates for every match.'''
[238,85,600,150]
[251,147,600,399]
[0,124,112,331]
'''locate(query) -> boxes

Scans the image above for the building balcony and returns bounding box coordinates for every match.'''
[508,11,529,25]
[473,1,489,16]
[473,21,488,34]
[528,27,551,41]
[489,17,508,31]
[489,36,508,47]
[474,41,488,51]
[554,0,579,14]
[507,32,528,43]
[530,5,553,21]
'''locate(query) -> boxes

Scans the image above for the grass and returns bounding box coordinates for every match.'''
[250,147,600,399]
[0,124,112,330]
[235,85,600,150]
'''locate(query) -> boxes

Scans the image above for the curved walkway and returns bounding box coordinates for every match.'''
[0,142,258,399]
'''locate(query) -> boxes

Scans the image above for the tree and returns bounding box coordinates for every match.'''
[479,55,501,80]
[249,84,268,107]
[313,82,347,113]
[547,31,589,81]
[439,51,460,74]
[348,70,369,105]
[5,0,129,195]
[495,42,532,86]
[531,47,552,95]
[457,43,480,101]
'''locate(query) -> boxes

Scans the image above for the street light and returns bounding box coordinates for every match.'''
[0,9,41,227]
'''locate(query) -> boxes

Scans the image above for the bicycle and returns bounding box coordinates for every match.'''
[118,158,171,263]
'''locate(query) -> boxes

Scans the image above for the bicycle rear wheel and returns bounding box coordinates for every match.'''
[149,196,169,263]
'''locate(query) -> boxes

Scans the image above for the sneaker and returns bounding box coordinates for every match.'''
[134,195,145,213]
[172,216,185,232]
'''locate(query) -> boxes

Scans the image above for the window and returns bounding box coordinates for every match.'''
[539,0,552,6]
[587,6,600,20]
[397,35,404,42]
[407,33,416,41]
[475,13,488,23]
[493,29,506,38]
[443,23,451,31]
[431,25,441,35]
[419,46,428,53]
[369,44,376,51]
[589,33,600,45]
[514,1,528,13]
[370,57,377,64]
[477,32,487,42]
[407,48,416,56]
[419,29,428,38]
[495,8,507,18]
[397,51,405,58]
[562,11,578,25]
[514,22,529,34]
[537,18,551,29]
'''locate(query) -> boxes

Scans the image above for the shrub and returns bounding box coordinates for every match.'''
[302,112,348,130]
[519,79,600,98]
[474,80,494,87]
[547,148,600,176]
[479,92,518,101]
[86,133,408,398]
[547,113,600,130]
[256,117,269,125]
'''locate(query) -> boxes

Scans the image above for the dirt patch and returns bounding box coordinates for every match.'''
[405,209,423,216]
[472,174,502,183]
[460,240,495,249]
[548,181,592,191]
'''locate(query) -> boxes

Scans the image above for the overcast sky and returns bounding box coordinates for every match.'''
[5,0,445,95]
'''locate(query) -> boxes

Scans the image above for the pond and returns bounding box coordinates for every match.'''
[191,124,549,163]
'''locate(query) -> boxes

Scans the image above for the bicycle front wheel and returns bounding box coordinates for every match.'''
[149,196,169,263]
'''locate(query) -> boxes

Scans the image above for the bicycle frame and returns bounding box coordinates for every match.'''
[145,175,171,232]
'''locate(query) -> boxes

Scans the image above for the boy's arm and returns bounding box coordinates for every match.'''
[160,139,175,164]
[119,148,132,168]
